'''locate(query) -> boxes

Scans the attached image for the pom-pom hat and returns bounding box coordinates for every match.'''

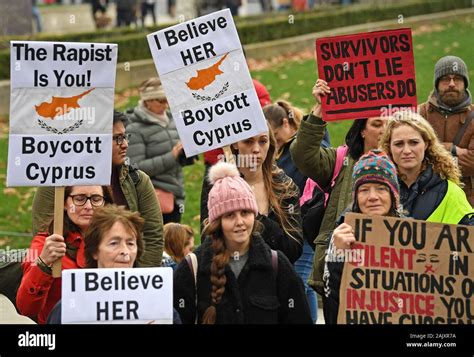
[352,150,400,209]
[207,162,258,223]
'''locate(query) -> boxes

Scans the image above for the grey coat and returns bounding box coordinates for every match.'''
[126,107,185,207]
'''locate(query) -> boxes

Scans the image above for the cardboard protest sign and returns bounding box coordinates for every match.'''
[337,213,474,324]
[61,268,173,324]
[7,41,117,186]
[147,9,268,157]
[316,29,417,121]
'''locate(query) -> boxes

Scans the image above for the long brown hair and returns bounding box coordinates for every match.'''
[200,217,262,324]
[164,223,194,263]
[232,123,300,243]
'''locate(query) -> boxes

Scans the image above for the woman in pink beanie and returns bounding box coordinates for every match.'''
[174,162,312,324]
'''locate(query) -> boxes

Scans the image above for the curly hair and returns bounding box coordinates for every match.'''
[379,111,462,185]
[84,204,145,268]
[200,218,262,324]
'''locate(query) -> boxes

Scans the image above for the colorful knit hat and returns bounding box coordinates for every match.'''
[352,150,400,209]
[207,162,258,223]
[434,55,469,89]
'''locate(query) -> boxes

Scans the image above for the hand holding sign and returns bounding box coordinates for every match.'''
[171,141,184,159]
[312,79,331,104]
[311,79,331,117]
[333,223,356,250]
[40,234,66,266]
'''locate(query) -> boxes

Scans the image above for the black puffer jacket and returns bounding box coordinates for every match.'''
[174,234,312,324]
[400,165,474,225]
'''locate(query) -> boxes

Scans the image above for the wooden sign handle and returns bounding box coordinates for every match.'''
[52,186,64,278]
[222,145,235,165]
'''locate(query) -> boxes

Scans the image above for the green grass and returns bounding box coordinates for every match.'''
[1,14,474,248]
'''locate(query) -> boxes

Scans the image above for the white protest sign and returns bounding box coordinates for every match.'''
[147,9,268,157]
[7,41,117,186]
[61,268,173,324]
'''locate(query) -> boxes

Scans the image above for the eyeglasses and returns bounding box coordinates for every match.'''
[439,75,464,85]
[113,133,131,145]
[69,194,105,207]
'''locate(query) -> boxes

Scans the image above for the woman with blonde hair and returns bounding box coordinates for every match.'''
[162,223,194,270]
[379,111,473,225]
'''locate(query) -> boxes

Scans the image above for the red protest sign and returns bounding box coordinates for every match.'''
[315,28,417,121]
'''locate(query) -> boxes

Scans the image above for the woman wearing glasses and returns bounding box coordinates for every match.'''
[16,185,113,324]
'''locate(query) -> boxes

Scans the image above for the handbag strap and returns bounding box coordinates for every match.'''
[185,252,198,324]
[324,145,348,206]
[453,111,474,146]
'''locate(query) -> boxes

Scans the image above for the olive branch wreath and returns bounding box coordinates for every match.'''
[37,118,84,134]
[192,82,229,102]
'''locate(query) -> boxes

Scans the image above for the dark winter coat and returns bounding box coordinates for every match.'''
[400,165,474,225]
[419,91,474,205]
[174,234,312,324]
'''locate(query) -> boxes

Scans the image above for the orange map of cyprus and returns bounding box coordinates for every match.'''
[186,53,229,90]
[35,88,95,119]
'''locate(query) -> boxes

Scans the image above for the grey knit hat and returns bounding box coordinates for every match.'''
[434,56,469,89]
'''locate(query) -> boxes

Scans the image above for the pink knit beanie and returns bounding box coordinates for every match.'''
[207,162,258,223]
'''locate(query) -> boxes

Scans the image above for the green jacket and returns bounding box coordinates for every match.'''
[31,165,164,267]
[290,114,355,295]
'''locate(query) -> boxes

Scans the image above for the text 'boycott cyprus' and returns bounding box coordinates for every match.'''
[21,136,103,183]
[181,93,253,147]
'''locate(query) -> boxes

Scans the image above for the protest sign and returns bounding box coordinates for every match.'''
[7,41,117,186]
[147,9,268,157]
[316,29,417,121]
[337,213,474,324]
[61,268,173,324]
